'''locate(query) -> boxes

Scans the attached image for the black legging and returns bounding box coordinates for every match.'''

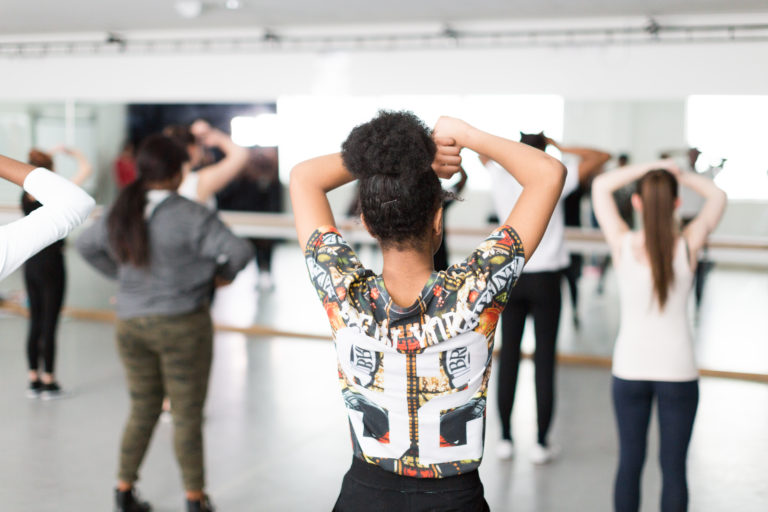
[563,254,582,312]
[25,249,65,374]
[249,238,275,273]
[496,271,561,446]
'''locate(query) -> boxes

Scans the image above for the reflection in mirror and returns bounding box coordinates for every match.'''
[0,96,766,378]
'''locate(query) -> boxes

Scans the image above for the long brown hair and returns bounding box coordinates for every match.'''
[637,169,678,309]
[107,135,188,267]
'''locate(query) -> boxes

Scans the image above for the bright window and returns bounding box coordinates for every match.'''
[275,94,564,189]
[231,113,279,147]
[686,95,768,200]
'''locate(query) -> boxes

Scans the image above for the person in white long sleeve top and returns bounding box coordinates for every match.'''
[0,154,95,282]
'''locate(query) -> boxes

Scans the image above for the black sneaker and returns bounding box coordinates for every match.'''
[187,495,215,512]
[115,487,152,512]
[40,382,65,401]
[27,380,42,399]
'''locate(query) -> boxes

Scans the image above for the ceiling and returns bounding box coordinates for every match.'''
[1,0,768,36]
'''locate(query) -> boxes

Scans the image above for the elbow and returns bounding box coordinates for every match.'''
[78,195,96,221]
[548,159,567,192]
[591,172,610,194]
[288,164,303,197]
[289,161,311,197]
[235,144,249,165]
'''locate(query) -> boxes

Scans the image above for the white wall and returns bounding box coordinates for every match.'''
[1,37,766,236]
[1,41,767,102]
[564,100,687,162]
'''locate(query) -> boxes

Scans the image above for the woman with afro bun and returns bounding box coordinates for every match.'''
[291,111,565,511]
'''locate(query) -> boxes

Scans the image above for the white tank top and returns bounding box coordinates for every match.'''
[612,233,698,381]
[178,172,216,210]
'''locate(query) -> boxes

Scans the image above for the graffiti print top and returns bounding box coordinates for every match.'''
[305,225,525,478]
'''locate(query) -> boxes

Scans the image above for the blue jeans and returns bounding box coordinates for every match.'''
[612,377,699,512]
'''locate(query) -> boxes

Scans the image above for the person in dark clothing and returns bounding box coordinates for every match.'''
[544,137,611,327]
[483,132,580,464]
[23,147,92,400]
[216,147,282,290]
[432,166,467,271]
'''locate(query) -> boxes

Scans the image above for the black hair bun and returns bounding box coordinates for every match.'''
[342,110,436,179]
[519,131,548,152]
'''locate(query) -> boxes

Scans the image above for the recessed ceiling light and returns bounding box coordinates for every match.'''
[225,0,242,10]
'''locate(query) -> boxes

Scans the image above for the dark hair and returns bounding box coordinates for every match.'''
[163,124,196,147]
[520,131,547,151]
[341,111,443,249]
[28,149,54,170]
[107,134,189,267]
[636,169,678,309]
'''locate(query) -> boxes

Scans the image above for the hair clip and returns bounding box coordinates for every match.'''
[382,199,398,206]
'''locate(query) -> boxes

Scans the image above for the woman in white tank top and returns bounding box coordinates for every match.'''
[592,160,726,512]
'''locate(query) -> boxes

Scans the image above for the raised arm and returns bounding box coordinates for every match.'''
[0,154,95,281]
[547,138,611,184]
[434,117,565,261]
[51,146,93,186]
[679,171,727,267]
[190,120,249,203]
[289,154,356,249]
[592,159,674,255]
[0,154,35,186]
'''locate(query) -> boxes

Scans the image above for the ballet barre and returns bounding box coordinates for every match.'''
[1,207,766,267]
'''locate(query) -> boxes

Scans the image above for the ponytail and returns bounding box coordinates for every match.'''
[637,169,678,309]
[106,134,188,267]
[108,177,150,267]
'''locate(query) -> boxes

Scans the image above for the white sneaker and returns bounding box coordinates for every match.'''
[529,443,560,465]
[259,271,274,291]
[496,439,515,460]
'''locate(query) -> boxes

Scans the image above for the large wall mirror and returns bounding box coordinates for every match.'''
[1,95,765,377]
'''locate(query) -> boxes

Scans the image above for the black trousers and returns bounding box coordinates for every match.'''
[333,458,489,512]
[248,238,275,273]
[563,254,582,311]
[496,271,561,445]
[24,252,66,374]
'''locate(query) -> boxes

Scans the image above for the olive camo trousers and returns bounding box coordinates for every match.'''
[115,308,213,491]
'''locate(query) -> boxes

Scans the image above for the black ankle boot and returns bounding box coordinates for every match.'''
[186,495,215,512]
[115,487,152,512]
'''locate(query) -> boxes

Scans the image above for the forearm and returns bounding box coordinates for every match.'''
[0,155,36,186]
[290,153,355,247]
[593,162,659,193]
[218,134,248,162]
[560,145,611,161]
[69,151,93,187]
[678,171,725,200]
[464,128,564,188]
[291,153,355,194]
[212,133,249,178]
[196,134,249,199]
